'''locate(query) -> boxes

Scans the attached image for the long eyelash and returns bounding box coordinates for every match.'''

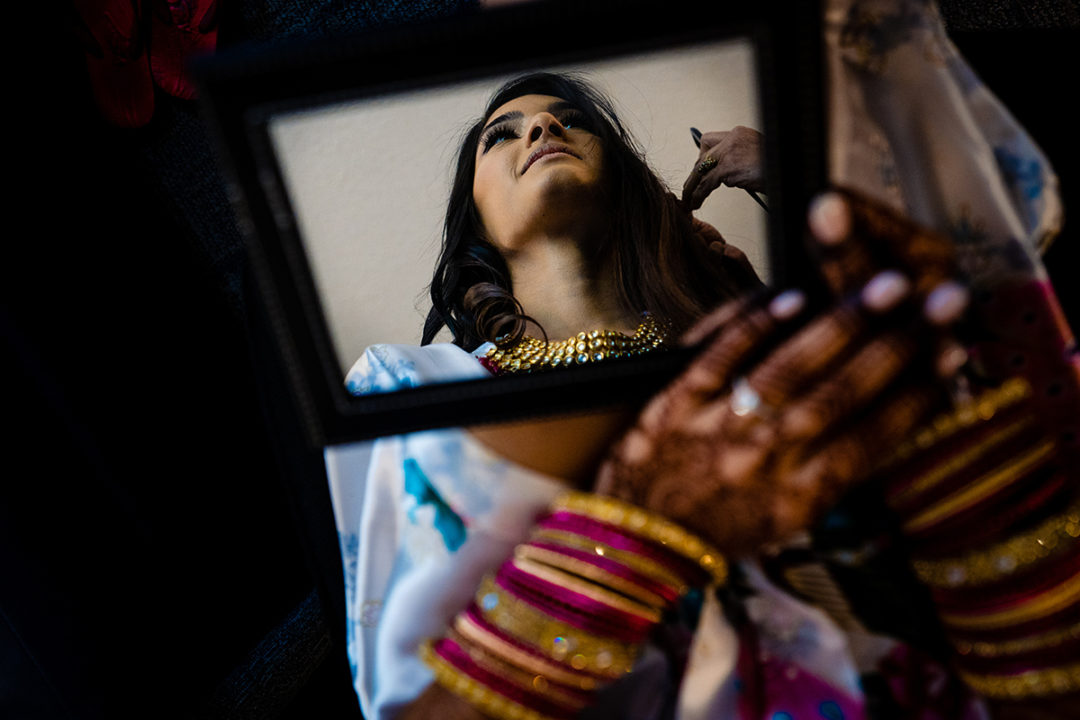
[481,123,518,152]
[480,109,592,152]
[557,109,592,131]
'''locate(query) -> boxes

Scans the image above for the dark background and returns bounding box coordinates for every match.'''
[3,2,1077,718]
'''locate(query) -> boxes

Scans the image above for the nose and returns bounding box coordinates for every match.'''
[525,112,565,144]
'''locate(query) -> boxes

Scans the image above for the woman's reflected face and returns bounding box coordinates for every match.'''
[472,94,605,252]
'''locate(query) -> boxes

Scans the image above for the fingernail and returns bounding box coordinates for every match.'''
[924,281,969,325]
[808,193,850,245]
[937,343,968,377]
[769,289,806,320]
[861,270,910,311]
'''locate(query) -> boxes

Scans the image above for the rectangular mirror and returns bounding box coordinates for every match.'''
[196,0,824,445]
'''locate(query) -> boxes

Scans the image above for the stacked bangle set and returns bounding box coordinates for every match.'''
[421,492,727,720]
[876,377,1080,700]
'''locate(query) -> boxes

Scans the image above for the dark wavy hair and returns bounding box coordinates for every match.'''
[422,72,760,350]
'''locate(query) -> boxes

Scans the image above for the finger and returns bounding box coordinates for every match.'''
[923,280,969,326]
[743,300,867,409]
[698,131,727,151]
[681,145,714,201]
[778,383,940,521]
[790,383,939,490]
[819,187,957,298]
[725,272,911,438]
[779,329,917,442]
[682,152,722,210]
[843,188,956,296]
[742,266,913,412]
[685,129,764,208]
[686,168,724,210]
[681,172,702,210]
[860,270,911,313]
[810,191,968,326]
[935,339,968,379]
[809,192,877,297]
[680,288,805,362]
[679,296,754,347]
[675,299,779,400]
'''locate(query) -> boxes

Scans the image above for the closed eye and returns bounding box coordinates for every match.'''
[481,122,519,152]
[556,108,593,133]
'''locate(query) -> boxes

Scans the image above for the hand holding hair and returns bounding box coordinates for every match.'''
[681,125,765,210]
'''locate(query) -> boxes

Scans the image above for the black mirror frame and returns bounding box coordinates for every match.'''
[195,0,825,446]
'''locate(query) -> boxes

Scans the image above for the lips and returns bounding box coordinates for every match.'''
[521,144,580,175]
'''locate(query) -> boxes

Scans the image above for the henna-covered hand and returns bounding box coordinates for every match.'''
[595,193,968,557]
[811,188,970,373]
[809,188,958,300]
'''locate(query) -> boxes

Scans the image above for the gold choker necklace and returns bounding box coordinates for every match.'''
[482,314,669,375]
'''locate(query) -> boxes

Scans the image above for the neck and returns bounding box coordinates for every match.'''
[504,234,639,341]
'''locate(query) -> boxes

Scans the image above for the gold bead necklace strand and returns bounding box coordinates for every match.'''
[483,314,670,375]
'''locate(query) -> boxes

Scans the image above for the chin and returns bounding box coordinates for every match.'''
[533,168,604,205]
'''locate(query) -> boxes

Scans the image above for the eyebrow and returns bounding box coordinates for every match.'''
[481,110,522,134]
[480,101,580,134]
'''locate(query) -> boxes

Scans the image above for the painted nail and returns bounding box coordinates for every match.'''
[937,343,969,377]
[924,281,969,325]
[861,270,911,312]
[769,289,806,320]
[808,193,850,245]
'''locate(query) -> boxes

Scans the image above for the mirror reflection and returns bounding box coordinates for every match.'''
[268,38,768,390]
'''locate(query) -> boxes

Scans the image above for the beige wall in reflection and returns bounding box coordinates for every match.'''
[270,39,764,375]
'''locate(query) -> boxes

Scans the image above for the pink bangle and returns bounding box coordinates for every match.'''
[524,540,682,605]
[548,492,727,585]
[530,526,691,594]
[444,625,593,709]
[459,607,607,690]
[495,562,654,641]
[433,637,581,719]
[538,511,708,586]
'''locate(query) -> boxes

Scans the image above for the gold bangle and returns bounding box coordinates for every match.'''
[889,415,1035,508]
[478,576,640,678]
[953,618,1080,658]
[940,567,1080,631]
[446,627,590,710]
[881,378,1032,469]
[420,640,563,720]
[902,439,1057,534]
[552,492,728,585]
[958,661,1080,700]
[914,497,1080,588]
[510,557,661,623]
[530,527,689,595]
[515,544,668,610]
[454,613,598,691]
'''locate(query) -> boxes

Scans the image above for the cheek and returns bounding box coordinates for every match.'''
[472,167,496,221]
[472,162,509,240]
[592,143,608,182]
